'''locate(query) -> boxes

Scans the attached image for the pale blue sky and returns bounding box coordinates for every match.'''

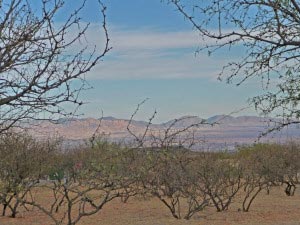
[56,0,261,122]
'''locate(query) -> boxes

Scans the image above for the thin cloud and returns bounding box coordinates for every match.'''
[66,24,202,51]
[88,51,227,80]
[64,24,235,80]
[68,24,209,53]
[111,29,202,51]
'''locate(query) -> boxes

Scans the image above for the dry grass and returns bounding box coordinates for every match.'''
[1,186,300,225]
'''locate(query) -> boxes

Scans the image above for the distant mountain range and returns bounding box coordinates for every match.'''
[29,115,300,150]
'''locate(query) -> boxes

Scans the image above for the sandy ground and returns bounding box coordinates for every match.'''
[1,186,300,225]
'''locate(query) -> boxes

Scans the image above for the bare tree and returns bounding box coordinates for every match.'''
[195,153,243,212]
[271,142,300,196]
[237,144,283,212]
[20,140,134,225]
[126,100,213,220]
[0,0,110,133]
[0,132,58,218]
[166,0,300,131]
[138,148,210,220]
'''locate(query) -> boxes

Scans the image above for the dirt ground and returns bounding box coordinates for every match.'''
[1,186,300,225]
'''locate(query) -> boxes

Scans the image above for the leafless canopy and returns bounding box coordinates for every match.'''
[167,0,300,130]
[0,0,110,133]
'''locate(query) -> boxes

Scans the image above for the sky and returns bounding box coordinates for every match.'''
[55,0,261,122]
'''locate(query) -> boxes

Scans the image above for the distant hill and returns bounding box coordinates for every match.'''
[28,115,300,150]
[162,116,206,128]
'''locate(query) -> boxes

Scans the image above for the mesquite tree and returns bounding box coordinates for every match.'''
[0,132,58,218]
[0,0,110,133]
[167,0,300,132]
